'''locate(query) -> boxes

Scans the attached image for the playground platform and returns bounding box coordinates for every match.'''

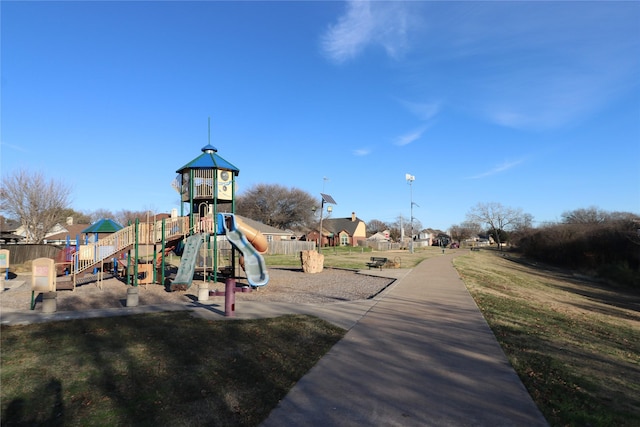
[0,253,548,426]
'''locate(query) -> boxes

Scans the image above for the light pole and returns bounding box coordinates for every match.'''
[318,193,336,254]
[406,174,415,253]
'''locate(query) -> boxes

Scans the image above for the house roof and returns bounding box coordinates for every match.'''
[0,231,23,242]
[176,145,240,174]
[82,219,123,233]
[45,224,92,242]
[322,216,364,236]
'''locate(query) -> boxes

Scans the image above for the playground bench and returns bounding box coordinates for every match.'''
[366,257,388,270]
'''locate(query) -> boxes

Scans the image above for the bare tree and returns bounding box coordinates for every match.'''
[88,208,116,223]
[116,209,155,226]
[466,202,525,249]
[366,219,389,236]
[59,208,92,224]
[449,221,482,244]
[236,184,317,231]
[0,168,72,243]
[390,214,423,242]
[561,206,608,224]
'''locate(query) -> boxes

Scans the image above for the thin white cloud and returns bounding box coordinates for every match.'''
[394,126,426,146]
[321,0,411,64]
[399,100,441,121]
[353,148,370,156]
[404,2,640,130]
[467,159,524,180]
[0,141,29,153]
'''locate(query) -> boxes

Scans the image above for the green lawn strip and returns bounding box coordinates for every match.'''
[454,253,640,427]
[1,312,345,426]
[264,246,437,270]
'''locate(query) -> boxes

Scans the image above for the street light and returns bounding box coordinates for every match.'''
[318,193,336,254]
[406,174,415,253]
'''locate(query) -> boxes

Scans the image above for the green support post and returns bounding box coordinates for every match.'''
[134,219,139,287]
[161,218,166,286]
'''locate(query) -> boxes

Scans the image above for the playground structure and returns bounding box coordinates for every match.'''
[56,143,269,291]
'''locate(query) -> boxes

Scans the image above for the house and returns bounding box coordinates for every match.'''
[44,223,92,246]
[307,212,367,248]
[413,229,434,248]
[0,217,23,244]
[367,230,391,242]
[14,217,92,245]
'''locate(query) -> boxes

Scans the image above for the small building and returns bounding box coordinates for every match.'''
[367,230,391,242]
[308,212,367,247]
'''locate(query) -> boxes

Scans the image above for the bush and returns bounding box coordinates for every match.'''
[518,219,640,287]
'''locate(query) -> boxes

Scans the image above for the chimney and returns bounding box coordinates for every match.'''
[351,212,356,222]
[66,217,73,225]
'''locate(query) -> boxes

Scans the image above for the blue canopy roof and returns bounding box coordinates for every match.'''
[82,219,123,233]
[176,145,240,175]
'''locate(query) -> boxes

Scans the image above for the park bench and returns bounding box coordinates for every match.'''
[366,257,388,270]
[470,246,481,251]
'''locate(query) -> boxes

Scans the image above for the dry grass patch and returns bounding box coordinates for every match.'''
[1,312,344,426]
[454,250,640,427]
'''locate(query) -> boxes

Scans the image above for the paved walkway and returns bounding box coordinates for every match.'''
[1,253,548,426]
[261,253,548,426]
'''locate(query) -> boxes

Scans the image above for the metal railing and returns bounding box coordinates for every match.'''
[70,216,190,275]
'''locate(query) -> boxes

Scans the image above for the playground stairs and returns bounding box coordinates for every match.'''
[69,217,189,277]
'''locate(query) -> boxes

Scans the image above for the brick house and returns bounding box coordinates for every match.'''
[307,212,367,248]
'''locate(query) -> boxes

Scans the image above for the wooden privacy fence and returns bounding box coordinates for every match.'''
[0,244,61,265]
[267,240,316,255]
[216,239,315,255]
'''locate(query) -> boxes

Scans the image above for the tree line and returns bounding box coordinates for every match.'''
[449,204,639,287]
[2,169,638,286]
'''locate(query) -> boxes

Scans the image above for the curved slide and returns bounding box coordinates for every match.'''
[221,214,269,287]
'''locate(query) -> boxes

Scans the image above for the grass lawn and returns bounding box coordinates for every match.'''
[264,245,440,270]
[454,250,640,427]
[1,313,344,426]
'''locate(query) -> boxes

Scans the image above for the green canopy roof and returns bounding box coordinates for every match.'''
[176,145,240,174]
[82,219,123,233]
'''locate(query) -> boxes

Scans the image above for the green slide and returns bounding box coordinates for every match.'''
[171,233,204,291]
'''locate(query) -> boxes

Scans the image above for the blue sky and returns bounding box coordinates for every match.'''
[2,1,639,231]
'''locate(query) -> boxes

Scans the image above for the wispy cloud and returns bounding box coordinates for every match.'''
[0,141,28,153]
[399,3,639,130]
[467,159,524,180]
[394,126,426,146]
[399,100,441,121]
[353,148,370,156]
[321,0,411,64]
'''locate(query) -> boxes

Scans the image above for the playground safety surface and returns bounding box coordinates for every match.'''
[0,267,396,323]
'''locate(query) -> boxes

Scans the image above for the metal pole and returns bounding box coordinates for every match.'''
[410,180,414,254]
[318,199,324,254]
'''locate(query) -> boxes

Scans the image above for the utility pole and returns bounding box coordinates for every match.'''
[406,174,415,254]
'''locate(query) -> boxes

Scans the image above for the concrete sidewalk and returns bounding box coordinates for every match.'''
[260,253,548,426]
